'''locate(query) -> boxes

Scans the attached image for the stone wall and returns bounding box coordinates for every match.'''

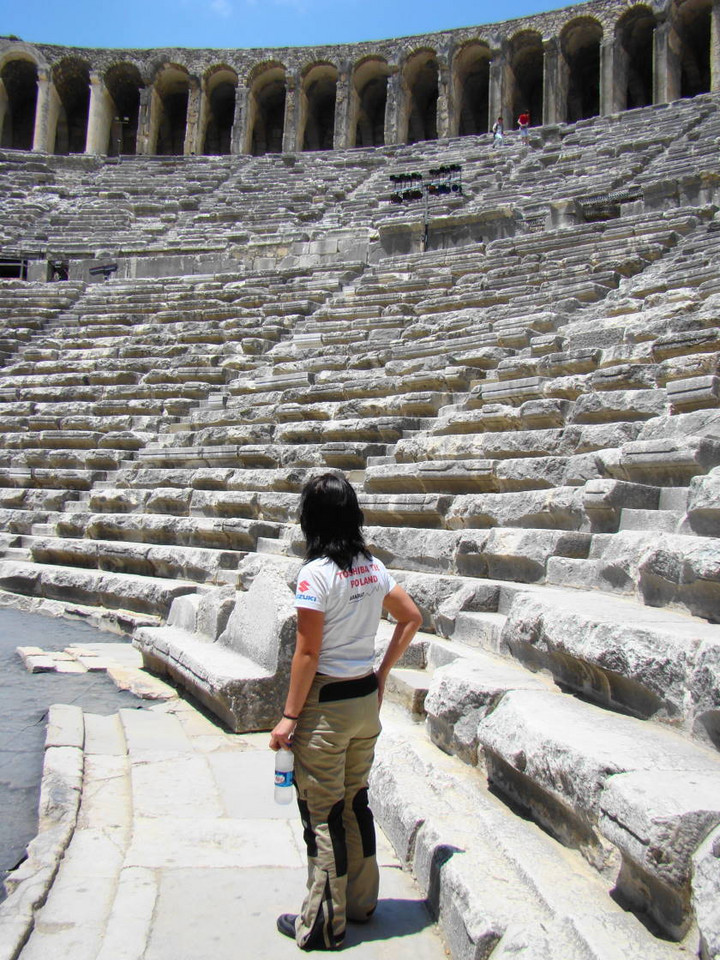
[1,0,719,157]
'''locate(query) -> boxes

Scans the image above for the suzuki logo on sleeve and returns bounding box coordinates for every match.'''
[298,580,310,593]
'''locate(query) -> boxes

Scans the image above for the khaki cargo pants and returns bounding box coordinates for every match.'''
[291,672,381,951]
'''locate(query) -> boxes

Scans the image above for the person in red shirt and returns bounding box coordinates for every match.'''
[518,110,530,141]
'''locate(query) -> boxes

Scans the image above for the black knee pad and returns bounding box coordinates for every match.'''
[352,787,376,857]
[297,798,318,858]
[328,798,347,877]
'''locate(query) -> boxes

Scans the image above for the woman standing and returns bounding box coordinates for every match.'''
[270,473,422,952]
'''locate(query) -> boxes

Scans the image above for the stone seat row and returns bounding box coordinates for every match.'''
[407,583,720,943]
[403,641,718,945]
[0,381,220,405]
[11,452,716,613]
[0,556,198,625]
[0,362,232,390]
[1,96,715,269]
[32,470,714,543]
[25,527,270,587]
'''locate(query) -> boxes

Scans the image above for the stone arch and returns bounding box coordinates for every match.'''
[351,57,389,147]
[105,62,143,156]
[675,0,712,96]
[616,5,655,109]
[508,30,543,126]
[561,17,602,122]
[402,49,439,144]
[203,65,237,155]
[152,64,191,155]
[52,57,91,154]
[301,62,338,151]
[247,62,286,156]
[452,40,491,136]
[0,53,38,150]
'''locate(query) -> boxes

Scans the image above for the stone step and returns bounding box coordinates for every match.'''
[472,688,720,940]
[29,535,246,586]
[383,667,429,716]
[546,528,720,621]
[0,559,198,618]
[55,511,282,553]
[372,703,687,960]
[255,536,292,556]
[618,506,682,532]
[500,580,720,731]
[449,610,507,651]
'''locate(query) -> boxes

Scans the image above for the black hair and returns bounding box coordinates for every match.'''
[299,472,371,572]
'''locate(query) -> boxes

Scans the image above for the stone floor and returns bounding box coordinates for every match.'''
[0,635,448,960]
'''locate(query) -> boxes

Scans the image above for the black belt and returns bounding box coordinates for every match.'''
[318,673,378,703]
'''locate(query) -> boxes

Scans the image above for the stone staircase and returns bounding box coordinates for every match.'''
[0,93,720,959]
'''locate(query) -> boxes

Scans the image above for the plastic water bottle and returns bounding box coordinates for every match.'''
[274,748,294,804]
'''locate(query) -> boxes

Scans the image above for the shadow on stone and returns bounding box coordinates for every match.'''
[342,895,436,946]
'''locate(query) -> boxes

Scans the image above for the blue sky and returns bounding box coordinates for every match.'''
[1,0,565,50]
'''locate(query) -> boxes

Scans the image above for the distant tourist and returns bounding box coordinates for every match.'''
[270,473,422,952]
[492,116,504,148]
[518,110,530,142]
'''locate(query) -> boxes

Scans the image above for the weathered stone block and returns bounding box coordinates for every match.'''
[459,528,591,583]
[614,436,720,485]
[600,771,720,939]
[425,655,554,765]
[136,566,296,731]
[502,584,720,728]
[667,376,720,412]
[692,826,720,960]
[638,534,720,623]
[364,526,462,574]
[582,478,660,532]
[446,487,586,531]
[477,689,719,889]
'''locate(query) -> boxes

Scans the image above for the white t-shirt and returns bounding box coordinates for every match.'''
[295,554,396,678]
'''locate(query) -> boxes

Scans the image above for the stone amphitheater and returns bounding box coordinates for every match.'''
[0,0,720,957]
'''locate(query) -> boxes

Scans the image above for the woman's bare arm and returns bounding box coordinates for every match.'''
[376,585,422,704]
[270,607,324,750]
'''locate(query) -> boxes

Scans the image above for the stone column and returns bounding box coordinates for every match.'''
[436,56,451,139]
[711,0,720,91]
[384,68,402,145]
[135,86,152,155]
[193,78,210,155]
[653,17,681,103]
[0,79,8,146]
[331,64,350,149]
[346,74,361,148]
[600,37,624,116]
[282,70,299,153]
[542,37,566,124]
[231,83,248,154]
[86,71,115,154]
[184,78,202,155]
[33,68,60,153]
[446,53,460,137]
[488,50,507,128]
